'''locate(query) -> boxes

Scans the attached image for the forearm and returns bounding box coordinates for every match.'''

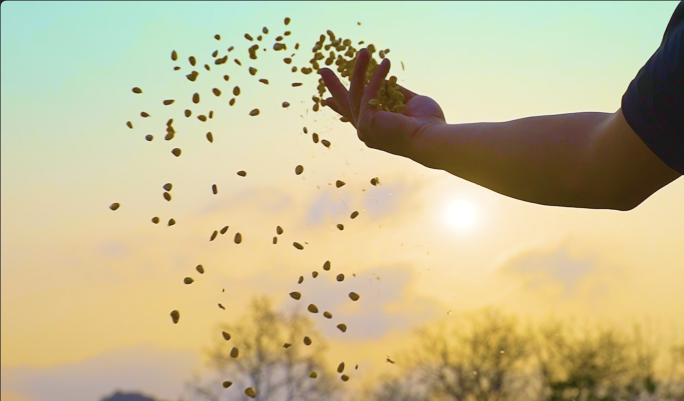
[414,112,628,210]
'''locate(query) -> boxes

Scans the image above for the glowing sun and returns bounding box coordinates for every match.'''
[447,201,476,228]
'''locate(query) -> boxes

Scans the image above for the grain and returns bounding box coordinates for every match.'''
[206,132,213,143]
[368,99,379,108]
[127,121,133,129]
[323,261,331,271]
[234,59,242,66]
[229,98,236,106]
[173,66,180,71]
[276,35,284,41]
[223,74,230,81]
[273,237,277,244]
[341,374,349,381]
[219,303,225,310]
[198,115,207,122]
[303,127,308,134]
[151,217,160,224]
[168,218,176,226]
[295,165,304,175]
[171,50,178,61]
[184,277,194,284]
[283,343,291,348]
[289,292,301,300]
[312,133,319,143]
[244,387,256,398]
[186,71,199,81]
[298,276,304,284]
[234,232,242,244]
[192,93,200,104]
[312,271,319,278]
[222,331,231,340]
[303,336,312,345]
[276,226,284,235]
[230,347,239,358]
[212,50,218,57]
[170,310,180,324]
[163,99,175,105]
[293,242,304,250]
[292,82,303,87]
[336,274,345,282]
[309,371,318,379]
[284,17,291,25]
[228,46,234,52]
[212,87,221,97]
[321,139,331,148]
[233,86,241,96]
[349,292,360,301]
[222,381,232,388]
[237,170,246,177]
[337,362,345,373]
[145,134,153,142]
[337,224,344,230]
[244,33,254,41]
[132,87,142,94]
[370,177,379,186]
[337,324,347,333]
[196,264,205,274]
[336,180,345,188]
[209,111,213,119]
[215,55,228,65]
[189,56,196,66]
[282,101,290,108]
[291,66,298,72]
[249,66,257,75]
[184,109,192,117]
[220,226,229,234]
[214,34,221,40]
[210,230,218,241]
[283,57,292,64]
[323,311,332,319]
[258,78,269,85]
[262,26,269,34]
[284,31,291,36]
[212,184,218,194]
[163,192,172,201]
[109,203,120,211]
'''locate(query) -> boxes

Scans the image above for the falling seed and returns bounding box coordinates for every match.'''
[336,180,345,188]
[189,56,196,66]
[210,230,218,241]
[337,324,347,333]
[173,66,180,71]
[163,192,172,201]
[258,78,269,85]
[303,336,312,345]
[284,30,291,36]
[172,148,181,157]
[171,50,178,61]
[184,109,192,117]
[284,17,291,25]
[170,310,180,324]
[212,50,218,57]
[312,271,319,278]
[227,46,234,52]
[337,224,344,231]
[323,261,331,271]
[282,101,290,108]
[109,203,120,211]
[237,170,246,177]
[223,74,230,81]
[198,115,207,122]
[244,33,253,41]
[276,226,284,235]
[132,87,142,94]
[283,343,291,348]
[249,67,257,75]
[145,134,153,141]
[209,110,213,119]
[234,58,242,66]
[244,387,256,398]
[222,331,231,340]
[338,362,345,373]
[218,303,225,310]
[192,93,200,104]
[323,311,332,319]
[298,276,304,284]
[283,57,292,64]
[341,374,349,382]
[234,233,242,244]
[220,226,229,234]
[289,292,301,300]
[126,121,133,129]
[211,184,218,195]
[336,274,344,282]
[350,211,359,219]
[303,127,308,134]
[292,83,303,87]
[321,140,331,148]
[212,88,221,97]
[184,277,194,285]
[202,63,208,70]
[293,242,304,250]
[163,99,175,105]
[222,381,232,388]
[309,371,318,379]
[233,86,241,96]
[230,347,239,358]
[273,236,277,244]
[295,165,304,175]
[196,265,205,274]
[140,111,150,118]
[307,304,318,313]
[275,35,284,41]
[349,292,360,301]
[186,71,199,81]
[249,109,260,116]
[206,132,214,143]
[151,216,160,224]
[356,364,358,370]
[168,218,176,226]
[163,183,172,191]
[370,177,380,186]
[291,66,297,72]
[312,133,319,143]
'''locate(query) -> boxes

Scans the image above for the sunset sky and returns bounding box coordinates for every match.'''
[2,2,683,400]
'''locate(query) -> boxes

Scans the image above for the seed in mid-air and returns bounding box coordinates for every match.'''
[171,50,178,61]
[223,74,230,81]
[173,66,180,70]
[249,109,260,116]
[312,133,319,143]
[323,311,332,319]
[276,226,283,235]
[293,242,304,250]
[163,183,172,191]
[222,331,231,340]
[198,115,207,122]
[338,362,345,373]
[323,261,331,271]
[229,98,236,106]
[163,192,171,201]
[171,148,181,157]
[295,165,304,175]
[209,110,213,119]
[303,336,312,345]
[349,292,360,301]
[336,180,345,188]
[233,86,241,96]
[220,226,229,234]
[234,58,242,66]
[206,132,213,143]
[258,78,269,85]
[170,310,180,324]
[303,127,308,134]
[132,87,142,94]
[237,170,246,177]
[341,374,349,382]
[284,17,291,25]
[192,93,200,104]
[210,230,218,241]
[222,381,232,388]
[196,264,205,274]
[248,67,257,76]
[298,276,304,284]
[211,87,221,97]
[337,324,347,333]
[350,211,359,219]
[189,56,196,66]
[273,236,277,244]
[126,121,133,129]
[227,46,234,52]
[168,218,176,226]
[184,109,192,117]
[321,139,331,148]
[308,304,318,313]
[109,203,120,211]
[212,50,218,57]
[218,303,225,310]
[145,134,153,141]
[186,71,199,81]
[163,99,175,105]
[292,82,302,87]
[234,233,242,244]
[282,101,290,108]
[204,64,210,71]
[151,217,160,224]
[230,347,239,358]
[283,343,291,348]
[370,177,380,186]
[289,292,301,300]
[244,33,253,41]
[309,371,318,379]
[337,274,344,282]
[184,277,194,285]
[244,387,256,398]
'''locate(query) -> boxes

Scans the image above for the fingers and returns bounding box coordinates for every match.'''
[320,68,353,121]
[361,58,391,113]
[349,48,370,123]
[324,97,342,115]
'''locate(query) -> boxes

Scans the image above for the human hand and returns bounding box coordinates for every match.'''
[320,48,446,162]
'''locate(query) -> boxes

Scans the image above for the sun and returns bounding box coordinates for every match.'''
[447,201,476,228]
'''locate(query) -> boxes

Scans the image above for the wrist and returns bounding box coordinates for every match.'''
[409,121,449,170]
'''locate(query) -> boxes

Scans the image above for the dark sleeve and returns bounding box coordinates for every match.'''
[621,7,684,175]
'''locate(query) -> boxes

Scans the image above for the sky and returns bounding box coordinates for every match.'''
[2,1,683,400]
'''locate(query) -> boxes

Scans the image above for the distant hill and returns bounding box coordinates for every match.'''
[101,391,159,401]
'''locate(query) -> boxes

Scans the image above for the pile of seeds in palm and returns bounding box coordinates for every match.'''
[109,17,400,396]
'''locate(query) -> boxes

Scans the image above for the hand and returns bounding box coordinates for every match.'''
[320,48,446,162]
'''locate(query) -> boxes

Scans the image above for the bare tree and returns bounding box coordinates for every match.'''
[186,296,343,401]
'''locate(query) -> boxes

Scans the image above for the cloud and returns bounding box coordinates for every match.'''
[1,344,199,401]
[198,186,294,217]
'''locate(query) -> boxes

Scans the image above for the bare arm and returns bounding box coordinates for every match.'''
[414,109,680,211]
